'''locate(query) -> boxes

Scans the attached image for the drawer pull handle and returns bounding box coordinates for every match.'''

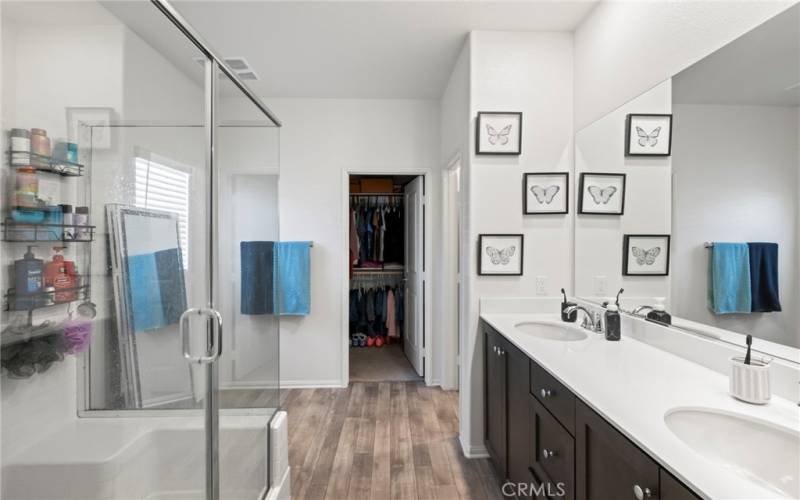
[633,485,654,500]
[541,448,556,459]
[540,388,553,398]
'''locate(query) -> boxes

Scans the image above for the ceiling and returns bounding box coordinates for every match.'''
[101,0,598,99]
[673,4,800,107]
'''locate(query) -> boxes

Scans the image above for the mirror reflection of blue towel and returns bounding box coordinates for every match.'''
[708,243,752,314]
[748,242,781,312]
[241,241,275,315]
[128,253,165,331]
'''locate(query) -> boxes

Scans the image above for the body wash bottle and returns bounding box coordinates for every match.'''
[605,304,621,341]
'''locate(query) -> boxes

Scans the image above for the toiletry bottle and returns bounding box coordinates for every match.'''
[10,128,31,166]
[74,206,89,240]
[30,128,51,158]
[52,250,77,303]
[605,304,621,341]
[44,247,66,287]
[646,297,672,325]
[60,204,74,239]
[560,288,577,322]
[15,165,39,208]
[14,246,43,308]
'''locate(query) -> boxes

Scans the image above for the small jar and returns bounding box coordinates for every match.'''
[30,128,51,158]
[10,128,30,166]
[15,166,39,207]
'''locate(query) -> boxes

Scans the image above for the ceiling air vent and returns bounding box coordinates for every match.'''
[194,56,259,81]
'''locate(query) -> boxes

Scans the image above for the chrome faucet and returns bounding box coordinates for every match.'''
[564,305,602,333]
[631,305,654,317]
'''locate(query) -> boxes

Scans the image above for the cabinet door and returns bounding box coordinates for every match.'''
[485,326,507,478]
[506,339,531,488]
[576,400,660,500]
[660,470,699,500]
[530,396,575,500]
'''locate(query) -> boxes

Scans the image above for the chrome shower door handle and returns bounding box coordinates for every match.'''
[180,307,223,364]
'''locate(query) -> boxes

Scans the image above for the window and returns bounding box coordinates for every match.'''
[134,154,191,268]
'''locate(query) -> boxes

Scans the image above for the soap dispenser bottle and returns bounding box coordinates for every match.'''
[14,246,43,309]
[605,304,621,341]
[646,297,672,325]
[560,288,577,322]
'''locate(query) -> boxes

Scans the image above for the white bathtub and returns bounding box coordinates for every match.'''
[2,416,268,500]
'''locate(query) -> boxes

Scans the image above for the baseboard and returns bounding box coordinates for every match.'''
[459,435,489,458]
[280,379,345,389]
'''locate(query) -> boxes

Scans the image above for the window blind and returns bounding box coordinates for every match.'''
[134,157,190,267]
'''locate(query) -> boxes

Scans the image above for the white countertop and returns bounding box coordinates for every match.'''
[481,312,800,500]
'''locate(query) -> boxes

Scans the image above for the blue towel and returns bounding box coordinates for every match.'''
[708,243,752,314]
[274,241,311,316]
[748,242,781,312]
[154,248,187,326]
[241,241,275,315]
[127,253,166,331]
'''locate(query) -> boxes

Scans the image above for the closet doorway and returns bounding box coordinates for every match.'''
[347,174,426,383]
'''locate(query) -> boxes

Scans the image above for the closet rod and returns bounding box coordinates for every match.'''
[350,193,404,197]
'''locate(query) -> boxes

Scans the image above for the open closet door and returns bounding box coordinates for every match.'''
[404,177,425,376]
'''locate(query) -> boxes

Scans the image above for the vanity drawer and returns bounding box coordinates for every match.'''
[530,360,576,434]
[529,395,575,500]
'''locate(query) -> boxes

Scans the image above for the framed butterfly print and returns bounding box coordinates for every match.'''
[478,234,524,276]
[625,114,672,156]
[524,172,568,214]
[578,172,626,215]
[623,234,671,276]
[476,112,522,155]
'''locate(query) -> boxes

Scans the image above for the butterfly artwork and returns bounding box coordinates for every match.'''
[636,126,661,147]
[486,246,516,265]
[476,112,522,155]
[530,185,560,205]
[626,114,672,156]
[479,234,524,275]
[631,246,661,265]
[579,173,625,215]
[487,124,512,146]
[587,185,617,205]
[524,173,569,214]
[623,235,670,275]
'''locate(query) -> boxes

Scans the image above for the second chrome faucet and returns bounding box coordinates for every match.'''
[563,305,602,333]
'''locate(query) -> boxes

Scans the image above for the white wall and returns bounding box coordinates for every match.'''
[573,1,794,130]
[264,98,441,387]
[439,38,470,391]
[462,31,574,454]
[672,104,799,347]
[574,80,672,303]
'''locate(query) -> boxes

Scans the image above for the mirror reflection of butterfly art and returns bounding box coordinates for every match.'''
[523,172,569,214]
[578,173,626,215]
[626,114,672,156]
[623,234,671,276]
[479,234,524,275]
[476,112,522,155]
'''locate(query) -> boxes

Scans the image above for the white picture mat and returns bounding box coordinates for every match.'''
[480,235,522,274]
[580,174,624,213]
[626,236,669,274]
[478,113,521,153]
[628,115,671,155]
[526,174,567,213]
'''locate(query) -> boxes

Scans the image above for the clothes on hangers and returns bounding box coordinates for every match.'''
[348,282,404,342]
[349,196,404,268]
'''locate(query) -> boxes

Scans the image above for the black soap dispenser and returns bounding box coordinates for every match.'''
[605,304,621,341]
[560,288,577,322]
[646,297,672,325]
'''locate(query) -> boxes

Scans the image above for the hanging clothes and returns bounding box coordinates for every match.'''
[348,281,404,344]
[349,195,404,269]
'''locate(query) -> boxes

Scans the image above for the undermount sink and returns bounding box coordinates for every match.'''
[514,322,587,341]
[665,408,799,498]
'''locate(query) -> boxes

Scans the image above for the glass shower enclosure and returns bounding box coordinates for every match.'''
[0,1,281,498]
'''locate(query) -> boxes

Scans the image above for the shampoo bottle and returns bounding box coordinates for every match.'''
[14,246,43,309]
[605,304,621,341]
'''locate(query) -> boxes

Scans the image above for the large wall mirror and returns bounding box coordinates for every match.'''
[575,5,800,361]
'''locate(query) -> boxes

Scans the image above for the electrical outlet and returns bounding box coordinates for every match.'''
[594,276,608,296]
[535,276,547,296]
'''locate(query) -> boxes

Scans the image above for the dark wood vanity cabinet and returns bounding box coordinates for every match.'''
[482,320,699,500]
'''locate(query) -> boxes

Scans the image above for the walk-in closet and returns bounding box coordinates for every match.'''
[348,174,424,382]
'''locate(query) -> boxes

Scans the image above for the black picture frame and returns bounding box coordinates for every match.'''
[625,113,673,157]
[578,172,626,215]
[478,234,524,276]
[523,172,569,214]
[622,234,671,276]
[475,111,523,155]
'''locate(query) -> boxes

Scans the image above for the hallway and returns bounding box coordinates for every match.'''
[281,382,503,499]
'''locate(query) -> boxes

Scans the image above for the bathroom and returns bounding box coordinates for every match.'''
[0,0,798,499]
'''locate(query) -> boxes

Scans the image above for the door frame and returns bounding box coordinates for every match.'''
[340,167,434,387]
[440,154,461,390]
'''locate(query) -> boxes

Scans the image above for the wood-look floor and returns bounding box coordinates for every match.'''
[280,382,503,500]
